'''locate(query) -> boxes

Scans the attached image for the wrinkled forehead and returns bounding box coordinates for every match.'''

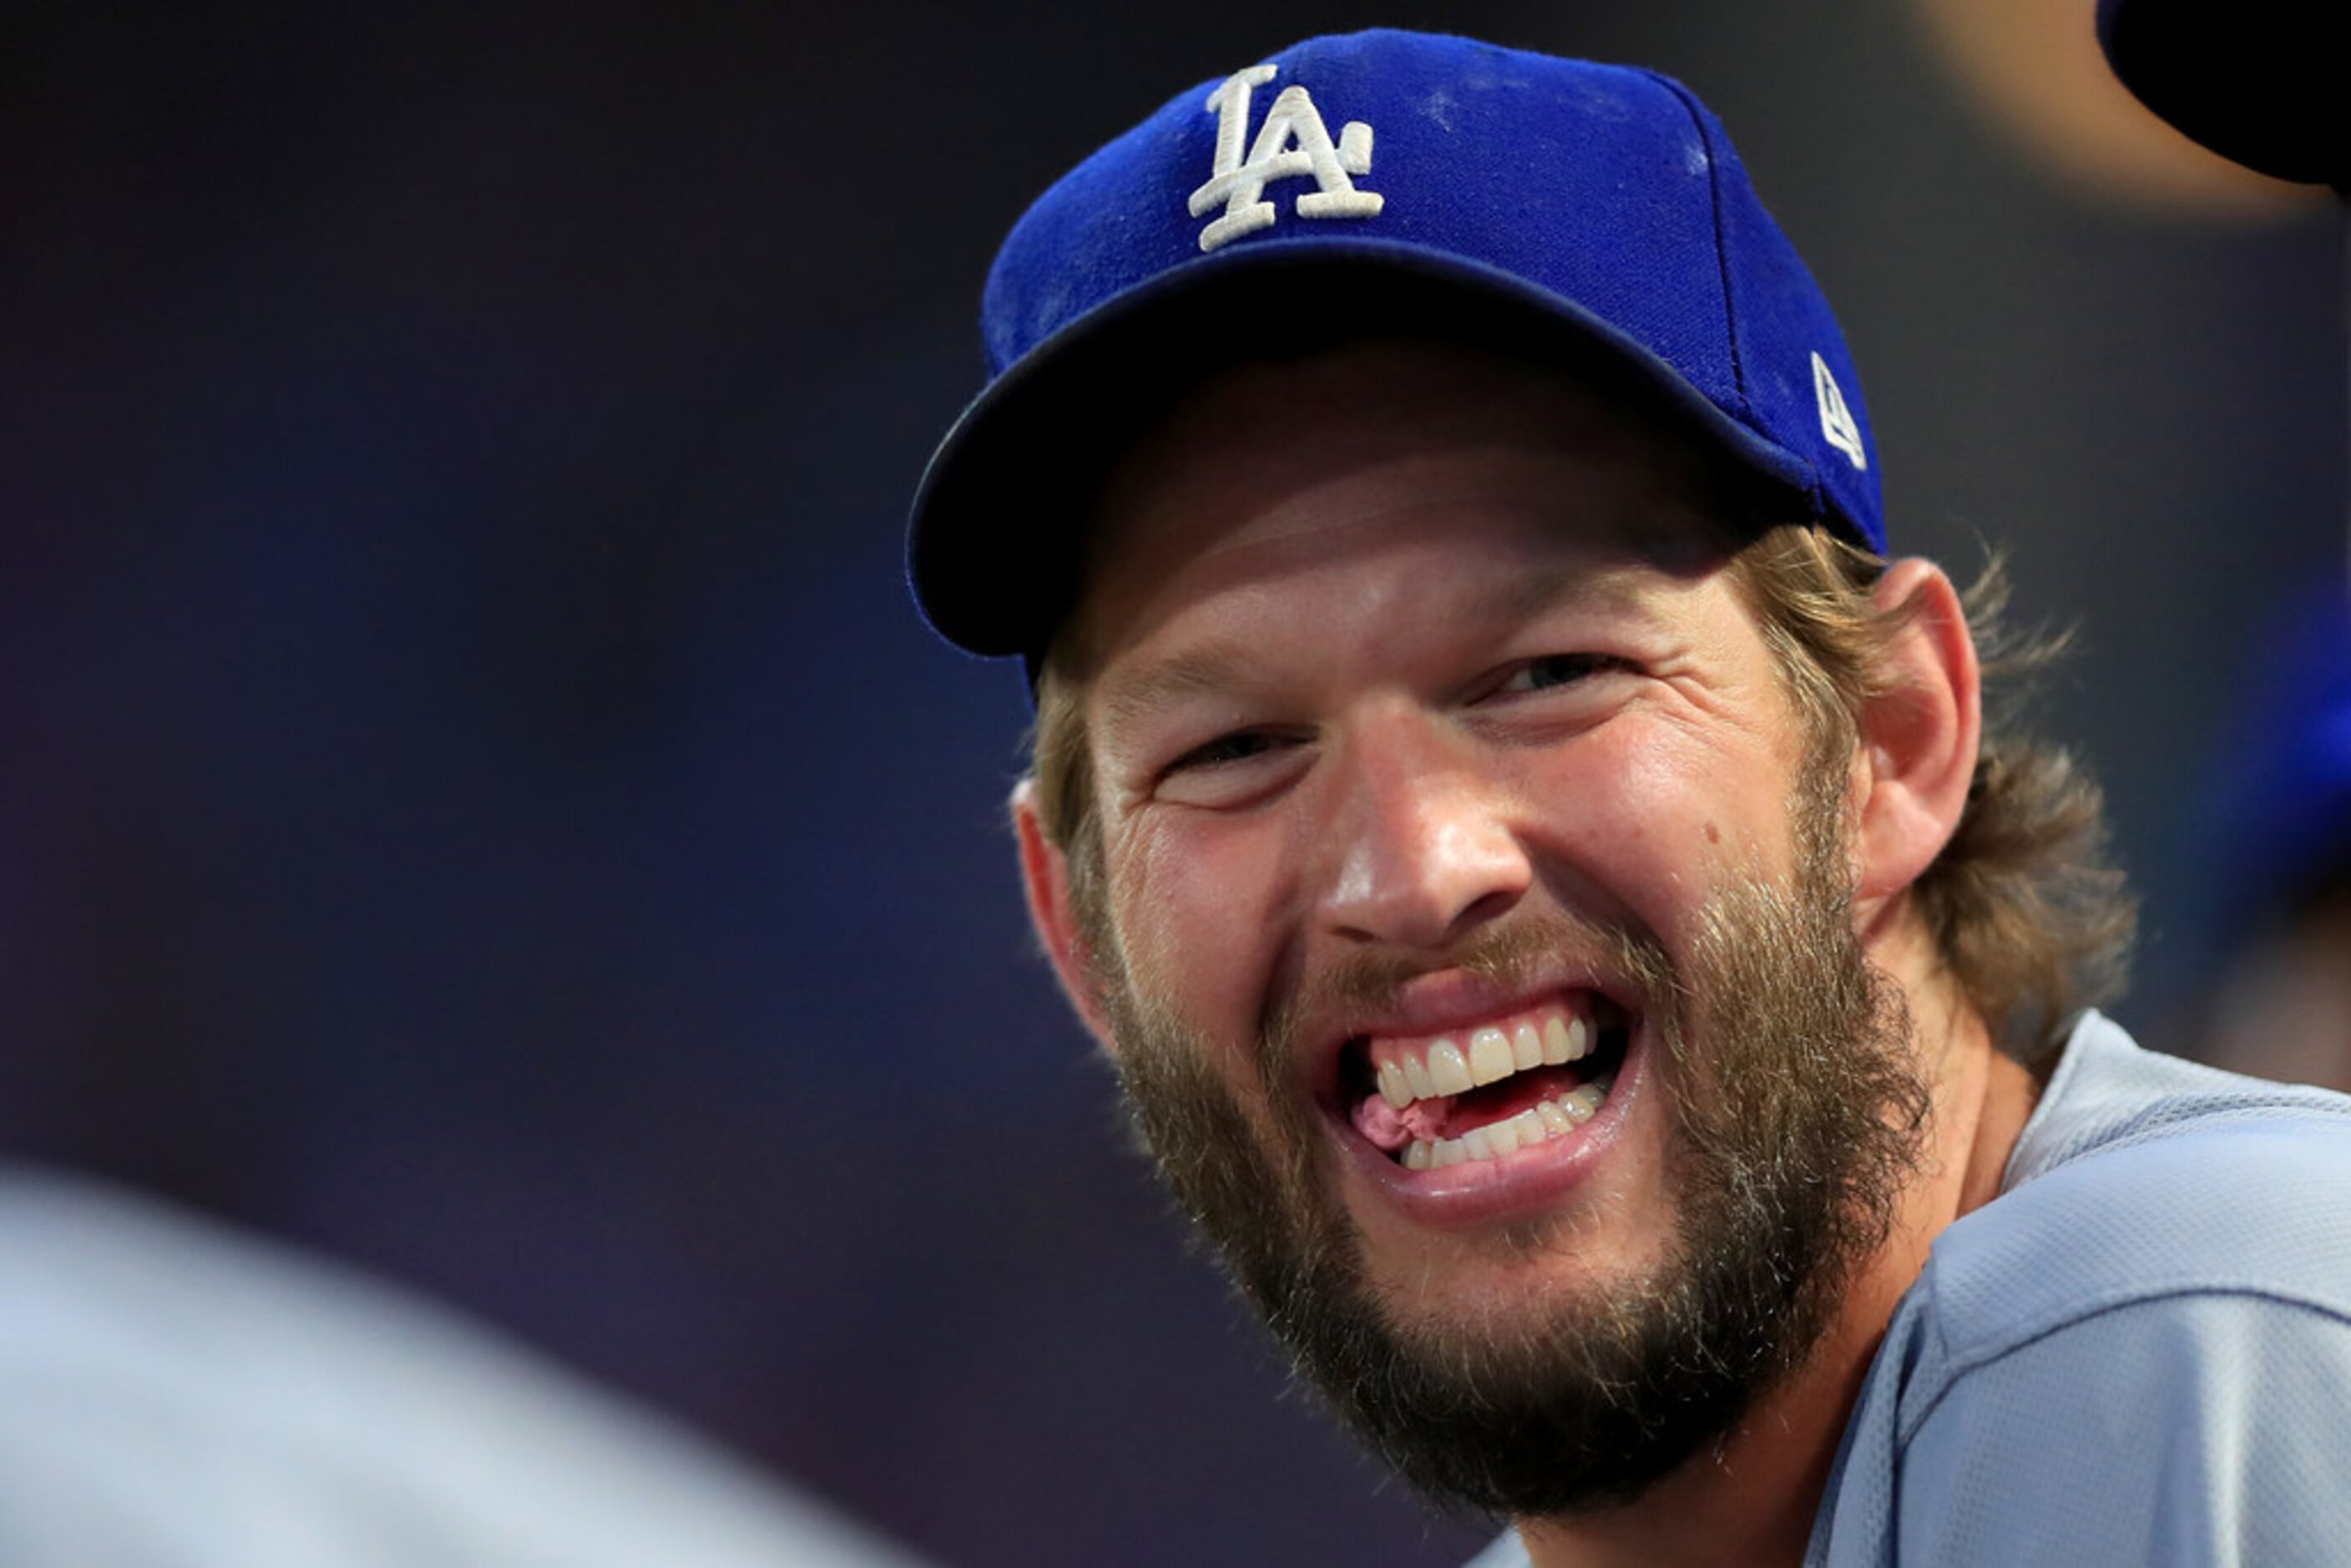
[1055,336,1769,674]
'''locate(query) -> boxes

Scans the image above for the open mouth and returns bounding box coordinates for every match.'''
[1342,994,1632,1171]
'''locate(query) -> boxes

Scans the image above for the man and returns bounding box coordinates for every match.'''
[908,30,2351,1565]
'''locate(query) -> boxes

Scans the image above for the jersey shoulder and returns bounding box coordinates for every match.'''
[1817,1115,2351,1566]
[1924,1101,2351,1373]
[1810,1029,2351,1565]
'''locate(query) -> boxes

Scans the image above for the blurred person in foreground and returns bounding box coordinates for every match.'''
[0,1164,927,1565]
[0,1165,926,1565]
[907,29,2351,1566]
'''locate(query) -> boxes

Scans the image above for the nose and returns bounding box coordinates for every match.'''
[1315,703,1532,952]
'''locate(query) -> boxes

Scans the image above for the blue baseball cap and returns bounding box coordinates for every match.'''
[909,28,1883,664]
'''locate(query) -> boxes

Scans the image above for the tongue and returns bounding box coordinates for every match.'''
[1352,1064,1591,1152]
[1353,1095,1442,1151]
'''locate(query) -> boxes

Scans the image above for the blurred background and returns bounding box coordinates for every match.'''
[0,3,2340,1565]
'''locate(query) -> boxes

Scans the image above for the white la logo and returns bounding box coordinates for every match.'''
[1811,352,1866,472]
[1188,63,1383,253]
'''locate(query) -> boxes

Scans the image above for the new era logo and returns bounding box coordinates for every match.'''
[1812,352,1865,472]
[1189,63,1383,253]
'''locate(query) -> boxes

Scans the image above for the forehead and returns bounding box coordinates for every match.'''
[1064,337,1752,670]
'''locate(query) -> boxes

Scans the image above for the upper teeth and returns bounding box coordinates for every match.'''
[1372,1009,1591,1110]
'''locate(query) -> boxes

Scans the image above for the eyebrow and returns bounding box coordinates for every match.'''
[1097,640,1267,731]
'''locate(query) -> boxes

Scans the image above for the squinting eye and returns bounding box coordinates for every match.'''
[1500,653,1611,694]
[1151,726,1312,809]
[1165,731,1281,774]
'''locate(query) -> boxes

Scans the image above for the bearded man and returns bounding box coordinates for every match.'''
[907,30,2351,1565]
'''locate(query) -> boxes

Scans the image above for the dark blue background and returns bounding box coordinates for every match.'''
[1,3,2340,1564]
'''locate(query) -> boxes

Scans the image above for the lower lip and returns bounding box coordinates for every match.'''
[1331,1024,1650,1229]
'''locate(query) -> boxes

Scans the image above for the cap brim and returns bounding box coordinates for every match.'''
[908,238,1830,663]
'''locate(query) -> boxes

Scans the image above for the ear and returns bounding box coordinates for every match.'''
[1852,559,1981,908]
[1011,778,1121,1052]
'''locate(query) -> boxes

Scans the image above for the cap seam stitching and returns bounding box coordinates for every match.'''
[1645,70,1835,529]
[1641,72,1750,425]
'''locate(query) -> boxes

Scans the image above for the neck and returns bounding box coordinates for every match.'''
[1514,916,2040,1567]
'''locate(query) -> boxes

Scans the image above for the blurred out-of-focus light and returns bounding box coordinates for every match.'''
[1909,0,2328,218]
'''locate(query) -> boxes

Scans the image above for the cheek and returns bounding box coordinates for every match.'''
[1109,817,1292,1020]
[1512,723,1792,924]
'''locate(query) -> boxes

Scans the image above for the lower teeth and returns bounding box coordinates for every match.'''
[1402,1078,1610,1171]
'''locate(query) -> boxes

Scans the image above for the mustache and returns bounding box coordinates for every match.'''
[1261,911,1678,1068]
